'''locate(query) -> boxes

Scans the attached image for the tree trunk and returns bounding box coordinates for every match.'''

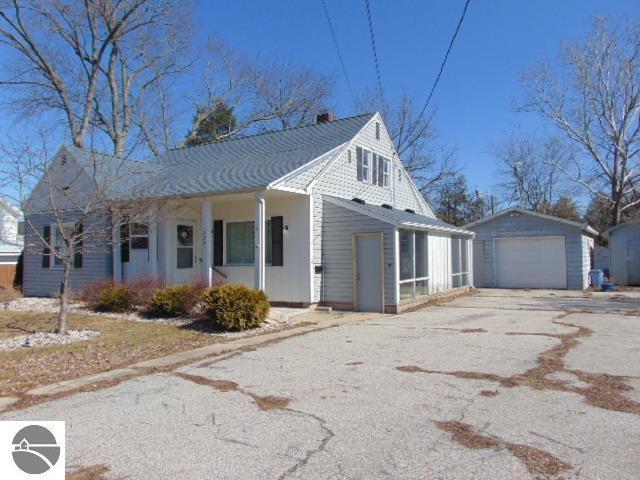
[57,262,71,335]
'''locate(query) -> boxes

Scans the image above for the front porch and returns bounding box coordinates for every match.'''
[113,190,314,306]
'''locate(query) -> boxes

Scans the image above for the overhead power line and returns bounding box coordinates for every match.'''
[363,0,385,103]
[320,0,358,105]
[406,0,472,151]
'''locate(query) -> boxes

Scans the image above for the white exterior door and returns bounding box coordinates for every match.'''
[494,237,566,289]
[354,233,384,312]
[173,221,197,284]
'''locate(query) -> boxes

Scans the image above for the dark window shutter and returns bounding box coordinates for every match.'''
[356,147,363,181]
[42,225,51,268]
[74,222,83,268]
[378,156,384,186]
[120,223,130,263]
[271,216,283,266]
[213,220,223,266]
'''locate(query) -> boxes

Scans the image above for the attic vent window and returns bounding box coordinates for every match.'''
[381,204,392,210]
[352,198,365,205]
[348,149,352,163]
[375,122,380,140]
[405,208,415,214]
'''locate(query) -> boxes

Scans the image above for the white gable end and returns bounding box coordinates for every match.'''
[307,113,434,216]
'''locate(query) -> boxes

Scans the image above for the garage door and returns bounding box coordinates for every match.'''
[495,237,566,289]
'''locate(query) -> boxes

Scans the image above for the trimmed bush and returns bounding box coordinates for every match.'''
[149,284,201,317]
[124,276,166,310]
[203,284,269,331]
[96,285,135,312]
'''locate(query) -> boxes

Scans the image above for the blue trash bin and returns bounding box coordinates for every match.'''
[589,269,604,288]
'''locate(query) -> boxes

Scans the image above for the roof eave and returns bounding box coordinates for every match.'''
[400,221,475,236]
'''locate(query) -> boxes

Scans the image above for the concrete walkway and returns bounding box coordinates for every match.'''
[2,289,640,479]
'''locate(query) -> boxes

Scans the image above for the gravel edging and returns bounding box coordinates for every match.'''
[1,297,308,339]
[0,330,101,351]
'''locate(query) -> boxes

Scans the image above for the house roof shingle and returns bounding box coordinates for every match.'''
[67,113,374,200]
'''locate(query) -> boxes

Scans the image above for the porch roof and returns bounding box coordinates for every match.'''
[325,196,474,236]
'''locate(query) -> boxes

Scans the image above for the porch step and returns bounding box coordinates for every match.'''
[315,306,333,313]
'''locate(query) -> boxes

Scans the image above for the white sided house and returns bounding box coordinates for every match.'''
[0,198,23,288]
[23,113,474,312]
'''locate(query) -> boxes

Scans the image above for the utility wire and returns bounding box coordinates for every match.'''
[320,0,358,106]
[364,0,385,103]
[404,0,472,152]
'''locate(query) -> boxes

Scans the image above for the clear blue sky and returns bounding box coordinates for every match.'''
[196,0,640,194]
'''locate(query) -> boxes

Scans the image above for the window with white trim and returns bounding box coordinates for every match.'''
[356,146,390,187]
[382,158,390,187]
[130,223,149,249]
[53,223,74,268]
[451,236,470,287]
[362,150,371,183]
[399,229,429,301]
[225,220,272,265]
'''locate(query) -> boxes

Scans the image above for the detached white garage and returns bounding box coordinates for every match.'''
[465,208,598,290]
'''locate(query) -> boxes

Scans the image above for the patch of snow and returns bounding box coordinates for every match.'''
[0,330,101,351]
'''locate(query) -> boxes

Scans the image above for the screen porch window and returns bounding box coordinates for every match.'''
[399,229,429,301]
[451,236,470,287]
[225,221,272,265]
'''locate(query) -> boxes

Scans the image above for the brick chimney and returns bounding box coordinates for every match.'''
[316,112,335,123]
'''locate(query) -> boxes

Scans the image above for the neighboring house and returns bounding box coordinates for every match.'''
[0,198,23,288]
[465,208,597,290]
[604,223,640,286]
[23,112,474,312]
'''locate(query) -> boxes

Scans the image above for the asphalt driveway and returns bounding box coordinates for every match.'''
[3,289,640,479]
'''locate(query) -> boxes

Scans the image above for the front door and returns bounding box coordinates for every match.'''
[627,239,640,285]
[174,222,196,284]
[355,233,384,312]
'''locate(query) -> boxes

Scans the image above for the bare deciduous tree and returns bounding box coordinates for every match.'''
[521,17,640,226]
[0,137,154,333]
[0,0,192,156]
[493,132,574,213]
[179,39,335,148]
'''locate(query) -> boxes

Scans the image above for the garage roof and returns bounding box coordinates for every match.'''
[464,207,598,237]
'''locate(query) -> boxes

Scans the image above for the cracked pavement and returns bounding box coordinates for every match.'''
[2,289,640,479]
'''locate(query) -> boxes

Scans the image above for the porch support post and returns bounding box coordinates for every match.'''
[112,214,122,284]
[254,192,266,291]
[202,197,213,286]
[149,204,158,277]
